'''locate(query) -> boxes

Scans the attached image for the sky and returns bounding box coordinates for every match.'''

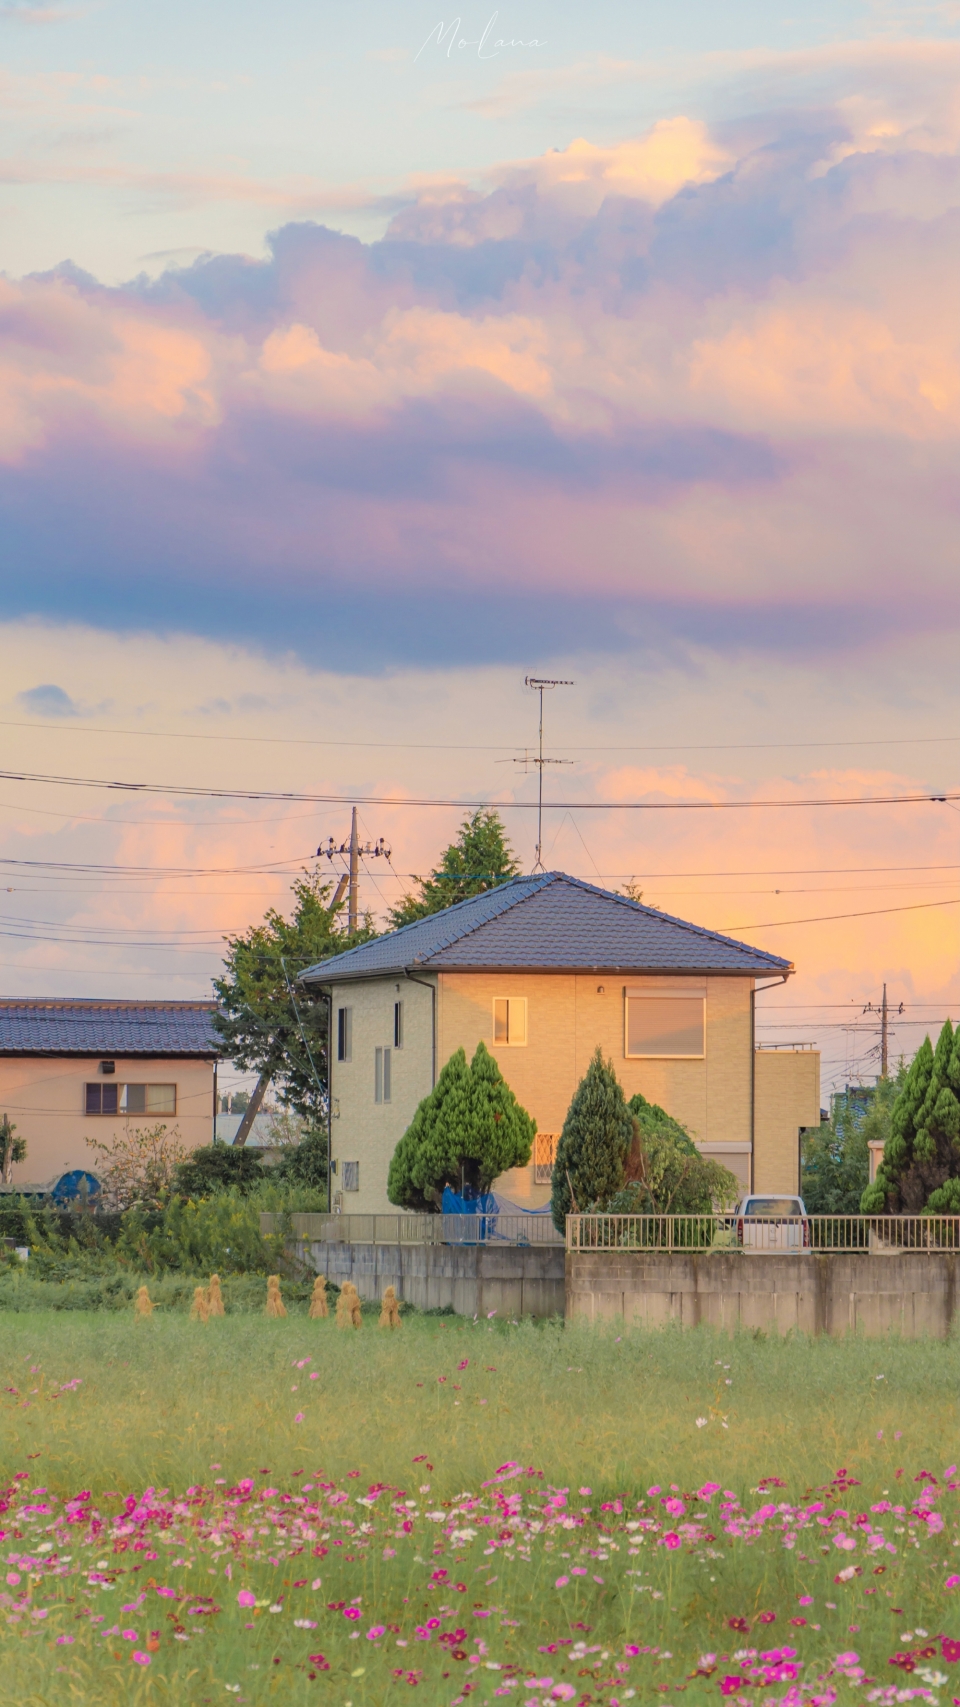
[1,0,960,1094]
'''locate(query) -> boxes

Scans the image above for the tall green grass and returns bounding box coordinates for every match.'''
[2,1310,956,1498]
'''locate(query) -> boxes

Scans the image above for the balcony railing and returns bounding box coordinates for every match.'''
[566,1213,960,1254]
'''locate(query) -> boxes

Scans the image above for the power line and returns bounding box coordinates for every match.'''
[6,714,960,755]
[721,895,960,931]
[0,763,957,809]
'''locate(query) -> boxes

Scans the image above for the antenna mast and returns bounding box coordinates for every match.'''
[520,677,574,872]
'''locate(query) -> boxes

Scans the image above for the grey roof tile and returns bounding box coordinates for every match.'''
[0,1000,221,1056]
[303,872,790,982]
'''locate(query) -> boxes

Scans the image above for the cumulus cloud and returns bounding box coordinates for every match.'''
[0,97,959,664]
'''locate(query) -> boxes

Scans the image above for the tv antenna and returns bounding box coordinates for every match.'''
[517,676,574,872]
[319,806,391,933]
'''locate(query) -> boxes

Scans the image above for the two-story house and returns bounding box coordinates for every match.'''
[302,872,820,1213]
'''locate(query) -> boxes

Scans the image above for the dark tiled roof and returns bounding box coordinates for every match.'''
[0,1000,222,1056]
[302,872,791,982]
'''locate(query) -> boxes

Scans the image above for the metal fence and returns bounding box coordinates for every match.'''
[265,1212,565,1248]
[566,1213,960,1254]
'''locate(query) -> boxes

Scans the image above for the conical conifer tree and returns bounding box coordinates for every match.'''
[862,1023,960,1212]
[550,1048,633,1231]
[387,1042,535,1209]
[463,1040,535,1193]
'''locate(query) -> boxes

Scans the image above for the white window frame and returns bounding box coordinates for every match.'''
[492,996,527,1046]
[624,988,706,1060]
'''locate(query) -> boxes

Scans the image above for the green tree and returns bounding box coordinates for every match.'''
[550,1049,634,1231]
[604,1091,739,1214]
[387,1042,535,1211]
[861,1022,960,1212]
[213,869,374,1128]
[0,1114,26,1186]
[388,809,521,928]
[802,1077,899,1214]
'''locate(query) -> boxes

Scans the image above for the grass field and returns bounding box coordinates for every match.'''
[2,1309,960,1705]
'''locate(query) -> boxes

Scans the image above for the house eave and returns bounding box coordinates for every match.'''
[307,960,792,984]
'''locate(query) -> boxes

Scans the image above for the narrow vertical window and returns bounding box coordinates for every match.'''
[85,1083,102,1115]
[493,997,527,1045]
[382,1046,392,1103]
[394,1000,403,1049]
[375,1046,383,1104]
[337,1006,352,1062]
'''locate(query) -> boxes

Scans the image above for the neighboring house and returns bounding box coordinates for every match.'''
[0,999,220,1196]
[302,871,820,1214]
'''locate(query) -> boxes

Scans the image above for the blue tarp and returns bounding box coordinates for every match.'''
[441,1187,552,1216]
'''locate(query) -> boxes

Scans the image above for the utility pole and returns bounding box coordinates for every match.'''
[233,854,370,1150]
[319,812,392,936]
[518,677,574,871]
[862,983,903,1081]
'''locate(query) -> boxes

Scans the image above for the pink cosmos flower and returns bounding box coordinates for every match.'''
[947,1575,960,1589]
[343,1606,361,1621]
[6,1572,20,1586]
[294,1412,305,1423]
[719,1678,746,1696]
[122,1629,138,1640]
[625,1645,642,1657]
[554,1576,569,1588]
[237,1590,256,1608]
[132,1652,151,1667]
[551,1687,576,1701]
[798,1596,814,1605]
[56,1635,74,1646]
[660,1532,681,1549]
[367,1625,386,1640]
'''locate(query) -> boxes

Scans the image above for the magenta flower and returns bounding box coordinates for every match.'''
[131,1652,151,1667]
[554,1575,569,1588]
[237,1590,256,1608]
[56,1635,74,1646]
[947,1575,960,1589]
[719,1678,746,1696]
[342,1607,361,1621]
[122,1628,138,1640]
[294,1412,305,1423]
[366,1625,386,1640]
[660,1532,681,1549]
[550,1687,576,1701]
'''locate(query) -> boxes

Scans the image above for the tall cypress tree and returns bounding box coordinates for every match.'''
[550,1048,633,1231]
[861,1023,960,1212]
[387,1043,534,1210]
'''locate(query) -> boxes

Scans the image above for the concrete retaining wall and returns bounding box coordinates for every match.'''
[300,1238,565,1319]
[567,1250,960,1338]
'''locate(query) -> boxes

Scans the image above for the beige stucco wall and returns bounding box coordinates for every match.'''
[328,975,435,1215]
[0,1056,216,1190]
[753,1048,822,1196]
[329,970,759,1214]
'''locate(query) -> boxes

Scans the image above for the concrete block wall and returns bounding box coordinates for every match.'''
[301,1238,565,1319]
[567,1250,960,1338]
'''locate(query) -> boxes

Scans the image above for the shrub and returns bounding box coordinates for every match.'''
[605,1092,739,1214]
[173,1145,267,1198]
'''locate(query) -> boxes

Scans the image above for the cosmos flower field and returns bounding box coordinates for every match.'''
[2,1310,960,1705]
